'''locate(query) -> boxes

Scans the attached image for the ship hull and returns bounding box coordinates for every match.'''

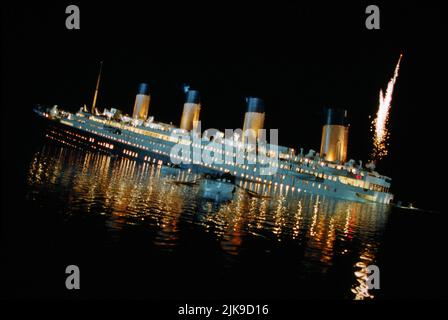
[34,110,393,205]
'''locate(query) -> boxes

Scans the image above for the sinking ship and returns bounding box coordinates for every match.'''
[33,66,394,205]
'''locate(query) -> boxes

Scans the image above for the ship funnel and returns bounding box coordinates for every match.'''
[180,89,201,131]
[320,108,349,163]
[243,97,265,143]
[132,83,151,120]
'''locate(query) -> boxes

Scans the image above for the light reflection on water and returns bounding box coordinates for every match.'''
[26,144,391,299]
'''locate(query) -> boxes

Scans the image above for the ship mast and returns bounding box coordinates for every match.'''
[91,61,103,114]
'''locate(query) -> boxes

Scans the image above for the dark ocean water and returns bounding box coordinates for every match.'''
[2,142,447,300]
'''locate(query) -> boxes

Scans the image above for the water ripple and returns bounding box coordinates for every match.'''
[26,144,391,299]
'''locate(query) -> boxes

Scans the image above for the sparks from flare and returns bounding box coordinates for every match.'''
[371,54,403,160]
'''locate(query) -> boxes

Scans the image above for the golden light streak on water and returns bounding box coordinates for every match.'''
[27,144,391,299]
[371,54,403,160]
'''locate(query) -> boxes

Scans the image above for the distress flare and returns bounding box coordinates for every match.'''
[371,54,403,160]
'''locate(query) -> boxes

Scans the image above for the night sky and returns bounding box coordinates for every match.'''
[1,2,445,210]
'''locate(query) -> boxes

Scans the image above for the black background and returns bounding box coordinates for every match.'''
[1,0,447,310]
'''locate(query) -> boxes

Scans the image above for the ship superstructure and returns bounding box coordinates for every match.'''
[34,71,394,205]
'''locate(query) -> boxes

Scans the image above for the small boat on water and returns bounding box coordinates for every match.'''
[392,201,439,214]
[394,201,423,211]
[169,180,198,187]
[199,173,236,201]
[244,189,272,199]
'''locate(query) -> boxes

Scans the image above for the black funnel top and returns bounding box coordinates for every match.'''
[324,108,348,126]
[246,97,265,113]
[137,83,149,95]
[185,90,200,104]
